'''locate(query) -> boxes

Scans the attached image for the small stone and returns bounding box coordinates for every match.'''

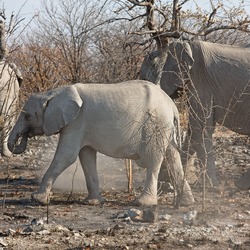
[235,213,244,220]
[22,226,33,233]
[7,228,16,235]
[37,229,50,235]
[148,243,158,249]
[159,214,172,221]
[183,210,197,224]
[31,218,44,226]
[127,208,142,218]
[0,238,8,247]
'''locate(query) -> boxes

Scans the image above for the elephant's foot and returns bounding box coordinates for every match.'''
[175,181,195,207]
[82,195,105,205]
[207,171,219,187]
[178,191,195,207]
[235,174,250,190]
[31,192,51,205]
[134,194,158,206]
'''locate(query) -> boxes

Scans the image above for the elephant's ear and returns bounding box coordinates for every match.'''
[182,41,194,69]
[149,50,160,60]
[9,63,23,86]
[43,85,83,136]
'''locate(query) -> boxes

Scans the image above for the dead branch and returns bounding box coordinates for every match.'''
[171,0,181,32]
[0,20,7,59]
[123,0,250,42]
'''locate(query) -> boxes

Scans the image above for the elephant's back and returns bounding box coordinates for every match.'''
[191,42,250,135]
[75,81,176,127]
[75,81,173,110]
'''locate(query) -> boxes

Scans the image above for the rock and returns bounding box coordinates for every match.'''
[0,238,7,247]
[235,213,244,220]
[7,228,16,236]
[228,238,242,247]
[183,210,197,224]
[31,218,45,226]
[112,206,158,223]
[37,229,50,235]
[147,243,158,249]
[159,214,172,221]
[127,208,142,219]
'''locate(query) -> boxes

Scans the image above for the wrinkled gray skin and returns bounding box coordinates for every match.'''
[8,81,194,206]
[140,40,250,189]
[0,61,22,156]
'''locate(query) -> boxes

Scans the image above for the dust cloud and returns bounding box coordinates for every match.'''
[34,136,146,193]
[53,154,146,193]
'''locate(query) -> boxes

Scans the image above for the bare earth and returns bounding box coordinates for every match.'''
[0,128,250,250]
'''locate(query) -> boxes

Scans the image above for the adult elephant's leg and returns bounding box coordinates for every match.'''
[78,146,104,204]
[32,133,80,204]
[180,130,196,167]
[188,100,217,186]
[235,167,250,190]
[164,144,195,207]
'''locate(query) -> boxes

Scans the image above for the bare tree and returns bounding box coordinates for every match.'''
[92,21,145,83]
[15,36,64,97]
[113,1,250,46]
[33,0,113,84]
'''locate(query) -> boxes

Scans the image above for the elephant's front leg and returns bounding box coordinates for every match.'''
[189,124,217,186]
[188,94,217,186]
[235,167,250,190]
[79,146,104,205]
[32,134,80,205]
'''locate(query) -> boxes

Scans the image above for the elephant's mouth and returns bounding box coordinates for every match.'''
[27,127,44,138]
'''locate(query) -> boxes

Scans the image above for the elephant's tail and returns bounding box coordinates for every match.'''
[173,114,181,151]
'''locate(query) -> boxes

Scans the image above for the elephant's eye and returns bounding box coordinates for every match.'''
[24,113,31,121]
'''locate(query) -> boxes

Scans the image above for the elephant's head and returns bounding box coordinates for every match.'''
[8,85,83,154]
[140,40,194,98]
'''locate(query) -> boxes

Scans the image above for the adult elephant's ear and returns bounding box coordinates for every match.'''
[182,41,194,70]
[43,85,83,136]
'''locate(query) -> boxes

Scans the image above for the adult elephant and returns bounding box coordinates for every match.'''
[8,81,194,207]
[140,40,250,189]
[0,61,22,156]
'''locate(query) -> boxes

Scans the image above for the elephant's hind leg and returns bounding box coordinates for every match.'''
[165,145,195,207]
[235,167,250,190]
[134,157,163,206]
[79,146,104,205]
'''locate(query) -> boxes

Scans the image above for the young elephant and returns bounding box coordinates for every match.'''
[8,81,194,206]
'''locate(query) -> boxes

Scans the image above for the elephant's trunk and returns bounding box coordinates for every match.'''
[8,132,28,154]
[8,114,29,154]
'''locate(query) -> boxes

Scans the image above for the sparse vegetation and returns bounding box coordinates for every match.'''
[0,1,250,249]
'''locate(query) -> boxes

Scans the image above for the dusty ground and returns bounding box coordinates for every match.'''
[0,128,250,250]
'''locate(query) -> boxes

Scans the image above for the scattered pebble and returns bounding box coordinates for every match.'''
[183,210,197,224]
